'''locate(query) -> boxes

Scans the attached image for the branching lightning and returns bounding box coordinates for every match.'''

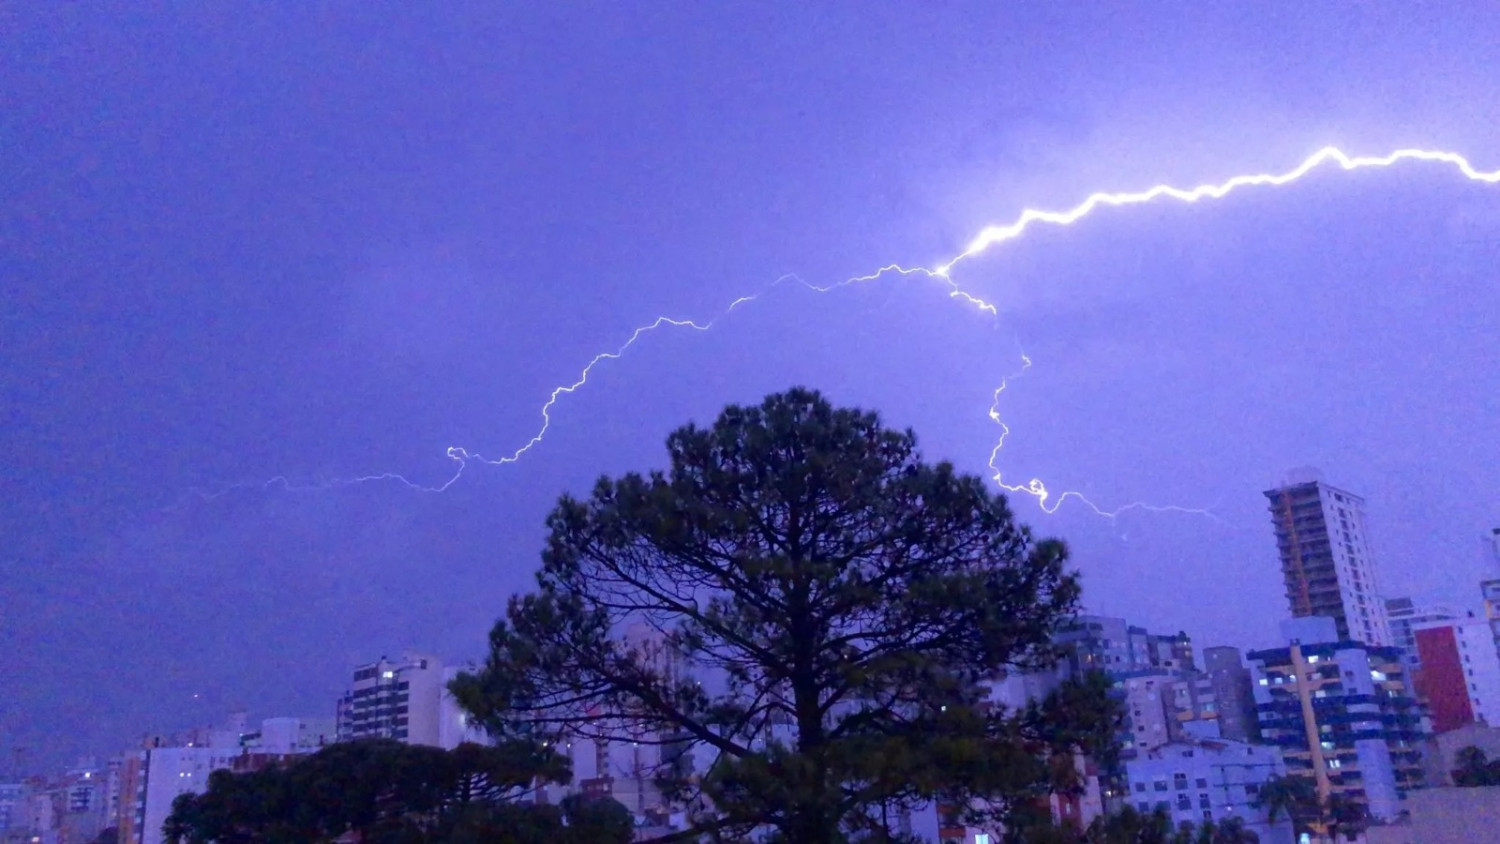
[191,146,1500,517]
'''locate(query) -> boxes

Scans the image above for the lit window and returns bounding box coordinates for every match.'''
[975,835,991,844]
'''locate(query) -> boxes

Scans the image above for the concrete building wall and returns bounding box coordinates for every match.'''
[1364,786,1500,844]
[1121,673,1178,754]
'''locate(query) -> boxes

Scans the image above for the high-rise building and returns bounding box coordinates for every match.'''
[1247,617,1426,823]
[1412,615,1500,733]
[1264,470,1392,646]
[336,652,446,746]
[1385,597,1457,673]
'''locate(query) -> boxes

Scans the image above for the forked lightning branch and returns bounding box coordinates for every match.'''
[192,147,1500,518]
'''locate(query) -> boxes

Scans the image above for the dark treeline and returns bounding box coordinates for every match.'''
[164,739,631,843]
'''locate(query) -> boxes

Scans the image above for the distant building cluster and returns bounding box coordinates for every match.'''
[6,470,1500,843]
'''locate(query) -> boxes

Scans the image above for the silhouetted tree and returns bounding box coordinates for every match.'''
[1255,773,1366,842]
[452,388,1119,843]
[161,738,596,844]
[1254,774,1318,838]
[1452,745,1500,787]
[1053,806,1258,843]
[1324,792,1367,841]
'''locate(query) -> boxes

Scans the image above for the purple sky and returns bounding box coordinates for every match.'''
[4,5,1499,770]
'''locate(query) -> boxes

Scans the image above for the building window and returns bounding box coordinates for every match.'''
[1177,794,1192,810]
[1174,773,1188,790]
[1154,780,1169,792]
[1199,793,1211,809]
[1134,782,1145,793]
[1196,778,1208,789]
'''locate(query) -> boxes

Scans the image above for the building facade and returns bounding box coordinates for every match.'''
[1053,615,1195,676]
[1385,597,1456,673]
[112,714,335,844]
[1478,529,1500,654]
[1264,471,1393,646]
[1052,615,1201,757]
[1123,740,1294,844]
[1247,617,1426,822]
[1412,616,1500,733]
[138,745,243,844]
[336,652,447,746]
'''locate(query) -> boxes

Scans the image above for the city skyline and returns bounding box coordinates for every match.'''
[5,4,1498,774]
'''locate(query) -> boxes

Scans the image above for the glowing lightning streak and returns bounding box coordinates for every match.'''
[935,146,1500,277]
[983,353,1225,520]
[185,289,783,503]
[192,146,1500,516]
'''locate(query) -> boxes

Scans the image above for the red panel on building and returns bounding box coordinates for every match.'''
[1415,626,1473,733]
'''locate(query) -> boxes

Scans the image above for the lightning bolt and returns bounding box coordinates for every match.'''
[191,146,1499,516]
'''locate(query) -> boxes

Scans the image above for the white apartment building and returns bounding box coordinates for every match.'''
[120,715,336,844]
[1264,470,1393,646]
[336,652,447,746]
[138,745,243,844]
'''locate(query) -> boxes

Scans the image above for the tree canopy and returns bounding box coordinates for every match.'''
[1073,806,1258,844]
[1453,745,1500,787]
[451,388,1119,842]
[161,738,630,844]
[1254,773,1365,842]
